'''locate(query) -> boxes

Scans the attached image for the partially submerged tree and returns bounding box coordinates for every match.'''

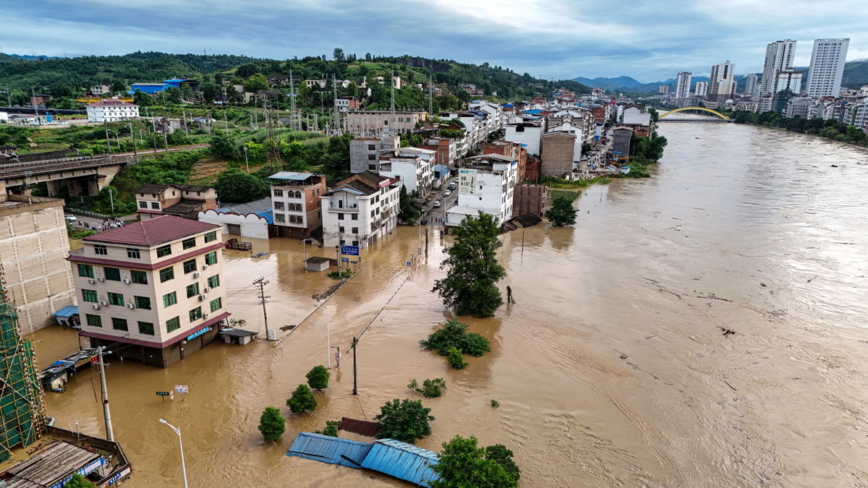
[420,320,490,357]
[408,378,447,398]
[374,399,434,444]
[446,347,467,370]
[287,384,318,414]
[546,196,578,227]
[314,420,340,437]
[432,213,505,317]
[306,365,330,390]
[429,436,520,488]
[258,406,285,441]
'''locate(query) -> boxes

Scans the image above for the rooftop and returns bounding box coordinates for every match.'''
[83,215,218,247]
[327,171,397,197]
[269,172,322,183]
[89,100,136,107]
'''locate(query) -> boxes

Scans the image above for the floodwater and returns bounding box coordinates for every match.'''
[27,120,868,487]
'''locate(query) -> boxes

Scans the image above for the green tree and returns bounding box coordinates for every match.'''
[419,320,490,357]
[333,48,345,61]
[432,213,505,317]
[287,384,318,414]
[133,89,153,107]
[66,474,97,488]
[649,107,660,123]
[306,365,330,390]
[545,196,577,227]
[374,399,434,444]
[215,168,270,203]
[244,73,269,93]
[429,436,519,488]
[408,378,447,398]
[483,444,521,483]
[314,420,340,437]
[446,347,467,370]
[258,406,285,441]
[201,82,221,103]
[398,186,421,223]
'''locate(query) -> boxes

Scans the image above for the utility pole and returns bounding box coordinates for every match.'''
[428,74,433,116]
[97,347,114,441]
[253,277,271,340]
[352,337,358,395]
[104,121,112,154]
[302,238,308,272]
[129,123,138,163]
[326,307,331,369]
[333,74,339,136]
[390,70,395,130]
[182,109,189,135]
[223,110,228,135]
[31,87,38,118]
[108,188,115,214]
[163,125,169,152]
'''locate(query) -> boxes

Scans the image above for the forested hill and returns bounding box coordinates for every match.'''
[0,51,589,102]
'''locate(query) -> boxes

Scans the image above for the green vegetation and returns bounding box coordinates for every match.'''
[327,269,354,279]
[432,213,505,317]
[429,436,520,488]
[258,406,285,441]
[306,365,330,390]
[546,196,578,227]
[398,187,422,224]
[66,222,97,240]
[374,399,434,444]
[420,320,491,357]
[408,378,447,398]
[66,474,97,488]
[547,189,580,202]
[314,420,340,437]
[539,175,612,189]
[287,384,317,414]
[725,109,868,147]
[490,399,500,408]
[215,168,270,203]
[446,347,467,370]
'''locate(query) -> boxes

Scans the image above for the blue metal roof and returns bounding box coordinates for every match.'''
[54,305,78,318]
[360,439,440,487]
[254,209,274,224]
[269,171,315,181]
[286,433,372,469]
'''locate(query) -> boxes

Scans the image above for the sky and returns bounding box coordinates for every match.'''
[2,0,866,82]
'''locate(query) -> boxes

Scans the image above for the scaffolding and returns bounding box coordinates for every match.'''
[0,265,46,462]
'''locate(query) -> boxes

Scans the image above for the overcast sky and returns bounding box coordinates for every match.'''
[3,0,866,82]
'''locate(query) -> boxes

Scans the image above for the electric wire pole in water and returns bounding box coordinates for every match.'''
[253,277,272,340]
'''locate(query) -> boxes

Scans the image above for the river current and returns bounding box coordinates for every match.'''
[25,120,868,487]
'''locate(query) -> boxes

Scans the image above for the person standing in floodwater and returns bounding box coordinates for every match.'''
[335,347,341,368]
[507,286,516,304]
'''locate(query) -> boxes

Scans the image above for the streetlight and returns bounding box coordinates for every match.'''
[159,419,188,488]
[243,146,249,173]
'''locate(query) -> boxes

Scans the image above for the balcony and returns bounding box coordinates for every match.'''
[328,204,360,213]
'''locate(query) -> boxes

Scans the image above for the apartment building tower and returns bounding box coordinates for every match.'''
[675,72,692,99]
[709,61,736,102]
[761,40,797,96]
[694,81,708,97]
[320,172,401,249]
[806,38,850,98]
[744,74,760,98]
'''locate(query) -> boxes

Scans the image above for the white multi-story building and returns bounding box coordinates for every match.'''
[785,97,813,118]
[504,121,544,156]
[709,60,736,102]
[468,101,506,131]
[90,85,110,96]
[775,69,803,95]
[86,100,139,122]
[448,154,517,228]
[852,104,868,134]
[761,40,797,96]
[807,38,850,98]
[67,216,229,368]
[320,171,401,248]
[675,72,692,99]
[269,172,327,239]
[744,74,759,98]
[377,147,436,196]
[694,81,708,97]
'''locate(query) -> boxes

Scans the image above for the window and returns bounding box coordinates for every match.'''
[275,213,285,223]
[352,240,359,246]
[351,213,358,221]
[338,213,344,220]
[163,291,177,307]
[82,289,98,303]
[78,264,94,278]
[183,259,197,274]
[296,191,302,198]
[205,251,217,266]
[166,316,180,332]
[134,296,151,309]
[210,297,222,312]
[127,248,140,259]
[131,270,148,284]
[189,307,202,322]
[183,238,196,250]
[138,322,155,335]
[186,283,200,298]
[352,227,358,234]
[274,189,283,197]
[94,245,107,256]
[339,226,345,233]
[275,201,284,210]
[86,314,102,327]
[368,144,376,150]
[368,154,376,161]
[151,202,160,210]
[112,317,128,331]
[207,275,220,289]
[205,231,217,243]
[139,201,147,209]
[371,210,375,218]
[157,245,172,258]
[107,292,124,306]
[160,267,174,283]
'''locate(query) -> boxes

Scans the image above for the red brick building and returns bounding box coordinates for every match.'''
[513,184,549,219]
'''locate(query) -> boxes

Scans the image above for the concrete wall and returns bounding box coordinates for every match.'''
[0,197,75,333]
[541,133,575,178]
[198,210,270,239]
[504,125,542,156]
[513,184,549,218]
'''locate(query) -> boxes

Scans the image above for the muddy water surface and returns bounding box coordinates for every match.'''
[29,122,868,487]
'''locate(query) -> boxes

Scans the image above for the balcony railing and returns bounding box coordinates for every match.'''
[328,204,360,213]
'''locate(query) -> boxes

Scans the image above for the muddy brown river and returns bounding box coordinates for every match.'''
[26,121,868,487]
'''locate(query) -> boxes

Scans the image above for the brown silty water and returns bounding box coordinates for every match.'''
[22,120,868,487]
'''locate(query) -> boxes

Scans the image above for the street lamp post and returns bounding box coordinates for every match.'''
[243,146,249,173]
[159,419,188,488]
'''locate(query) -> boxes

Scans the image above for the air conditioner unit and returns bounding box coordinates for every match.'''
[193,272,201,278]
[100,300,108,306]
[97,277,105,282]
[127,303,135,309]
[87,279,95,284]
[123,278,131,284]
[203,287,210,293]
[201,265,209,271]
[203,313,210,319]
[92,304,100,310]
[199,294,207,301]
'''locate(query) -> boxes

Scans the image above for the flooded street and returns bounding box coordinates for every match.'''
[30,122,868,487]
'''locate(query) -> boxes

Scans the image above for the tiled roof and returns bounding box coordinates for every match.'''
[83,215,218,247]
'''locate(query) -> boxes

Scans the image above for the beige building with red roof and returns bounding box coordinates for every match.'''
[67,215,229,367]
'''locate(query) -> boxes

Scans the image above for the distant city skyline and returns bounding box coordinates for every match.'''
[2,0,866,81]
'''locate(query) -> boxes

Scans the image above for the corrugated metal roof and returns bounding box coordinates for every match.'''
[269,171,315,181]
[54,305,78,318]
[360,439,440,487]
[286,433,372,469]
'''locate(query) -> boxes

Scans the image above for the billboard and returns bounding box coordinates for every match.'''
[458,168,477,195]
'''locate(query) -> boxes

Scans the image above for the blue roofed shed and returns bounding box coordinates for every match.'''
[286,433,372,469]
[54,305,79,327]
[360,439,440,487]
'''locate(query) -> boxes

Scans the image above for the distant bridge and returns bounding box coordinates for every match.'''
[659,107,730,121]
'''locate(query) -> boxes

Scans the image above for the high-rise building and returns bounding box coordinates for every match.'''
[709,61,736,102]
[806,38,849,98]
[694,81,708,97]
[659,85,669,95]
[745,74,759,98]
[675,72,692,99]
[776,69,803,95]
[760,40,797,96]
